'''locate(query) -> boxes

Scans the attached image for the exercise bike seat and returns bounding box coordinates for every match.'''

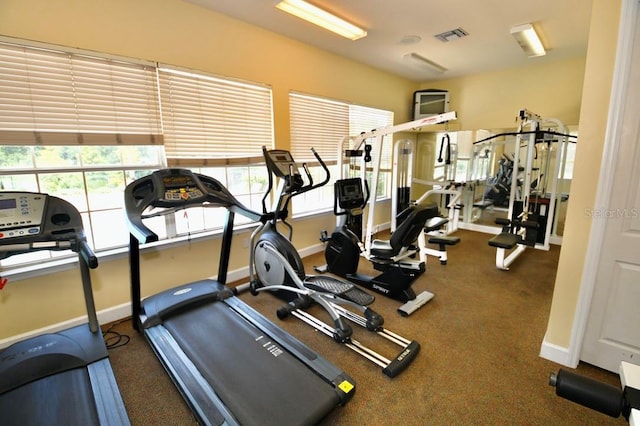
[370,203,439,259]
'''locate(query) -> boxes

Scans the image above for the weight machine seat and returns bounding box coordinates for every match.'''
[473,200,494,209]
[371,203,438,258]
[488,233,520,249]
[423,216,449,233]
[428,235,460,246]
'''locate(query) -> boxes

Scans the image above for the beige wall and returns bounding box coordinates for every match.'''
[420,56,586,130]
[544,0,621,348]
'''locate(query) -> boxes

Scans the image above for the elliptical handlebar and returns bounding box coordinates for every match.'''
[261,146,331,205]
[306,147,331,193]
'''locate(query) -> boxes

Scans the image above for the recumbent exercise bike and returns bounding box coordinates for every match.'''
[317,176,439,316]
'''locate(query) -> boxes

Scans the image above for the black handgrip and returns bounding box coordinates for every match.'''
[364,144,372,163]
[78,239,98,269]
[362,179,371,207]
[382,340,420,378]
[309,147,331,190]
[550,369,624,418]
[438,133,451,164]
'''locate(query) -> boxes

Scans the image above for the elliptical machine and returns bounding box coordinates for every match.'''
[318,176,440,317]
[248,146,420,377]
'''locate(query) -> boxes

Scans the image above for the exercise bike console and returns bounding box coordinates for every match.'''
[335,177,368,217]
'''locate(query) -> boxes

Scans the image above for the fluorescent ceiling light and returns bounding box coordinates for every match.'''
[403,53,447,74]
[511,23,546,57]
[275,0,367,41]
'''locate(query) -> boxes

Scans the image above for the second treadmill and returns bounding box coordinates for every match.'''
[125,168,355,426]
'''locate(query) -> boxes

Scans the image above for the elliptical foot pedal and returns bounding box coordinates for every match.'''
[397,291,434,317]
[304,275,375,306]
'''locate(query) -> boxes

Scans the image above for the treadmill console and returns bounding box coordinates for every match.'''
[160,174,205,202]
[0,193,46,239]
[125,168,259,244]
[0,192,95,266]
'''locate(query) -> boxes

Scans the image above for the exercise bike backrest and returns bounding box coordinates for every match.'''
[124,168,262,244]
[389,204,439,254]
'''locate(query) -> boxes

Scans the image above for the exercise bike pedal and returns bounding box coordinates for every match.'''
[304,275,375,306]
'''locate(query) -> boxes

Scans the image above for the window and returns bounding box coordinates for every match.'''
[0,38,163,268]
[0,39,274,271]
[288,92,393,215]
[158,66,273,167]
[0,146,164,267]
[158,66,274,220]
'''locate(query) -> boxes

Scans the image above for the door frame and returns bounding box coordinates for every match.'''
[567,0,639,367]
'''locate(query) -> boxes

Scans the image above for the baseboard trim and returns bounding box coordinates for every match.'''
[539,335,578,368]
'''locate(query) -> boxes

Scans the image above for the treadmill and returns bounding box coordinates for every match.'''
[0,192,130,425]
[124,168,355,426]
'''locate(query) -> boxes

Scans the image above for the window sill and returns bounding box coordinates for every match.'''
[0,207,340,283]
[1,221,260,283]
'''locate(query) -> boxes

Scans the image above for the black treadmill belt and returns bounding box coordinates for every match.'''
[163,301,340,426]
[0,367,98,426]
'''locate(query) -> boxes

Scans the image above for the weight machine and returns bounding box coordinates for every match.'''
[391,138,462,266]
[319,112,457,315]
[479,109,576,270]
[336,111,457,259]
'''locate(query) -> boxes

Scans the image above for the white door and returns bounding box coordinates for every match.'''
[580,0,640,372]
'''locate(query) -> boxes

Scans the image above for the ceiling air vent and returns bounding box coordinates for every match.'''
[434,28,469,42]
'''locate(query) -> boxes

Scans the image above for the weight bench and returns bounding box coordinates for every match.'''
[418,216,461,265]
[473,200,494,210]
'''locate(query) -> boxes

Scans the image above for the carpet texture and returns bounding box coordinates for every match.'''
[105,229,627,425]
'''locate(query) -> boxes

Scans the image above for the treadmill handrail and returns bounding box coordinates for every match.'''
[124,168,263,244]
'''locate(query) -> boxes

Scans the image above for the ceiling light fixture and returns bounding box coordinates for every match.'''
[275,0,367,41]
[403,53,447,74]
[510,23,546,57]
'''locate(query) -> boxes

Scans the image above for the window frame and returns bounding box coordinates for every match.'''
[0,38,275,275]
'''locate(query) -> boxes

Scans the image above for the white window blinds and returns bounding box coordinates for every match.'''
[159,67,273,166]
[0,39,162,146]
[289,92,349,162]
[289,92,393,166]
[349,105,394,169]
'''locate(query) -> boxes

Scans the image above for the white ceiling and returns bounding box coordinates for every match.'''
[184,0,593,82]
